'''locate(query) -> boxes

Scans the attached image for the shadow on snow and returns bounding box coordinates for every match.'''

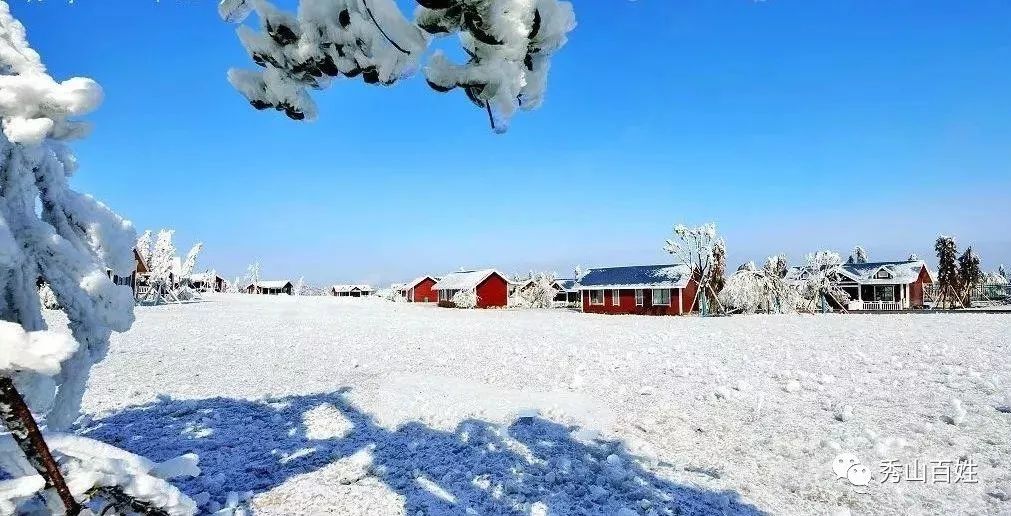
[81,391,763,515]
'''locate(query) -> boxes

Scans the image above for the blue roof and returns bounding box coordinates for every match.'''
[578,264,692,289]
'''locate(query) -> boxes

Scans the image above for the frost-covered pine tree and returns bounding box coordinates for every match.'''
[934,235,959,308]
[849,245,868,264]
[663,223,726,315]
[957,246,982,307]
[573,264,584,281]
[217,0,575,132]
[294,276,305,297]
[0,4,196,512]
[1000,264,1008,281]
[908,253,919,261]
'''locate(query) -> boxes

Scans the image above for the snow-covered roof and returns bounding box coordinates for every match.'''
[553,279,578,292]
[577,264,692,290]
[252,280,291,289]
[331,284,374,293]
[133,248,149,273]
[401,276,437,291]
[838,260,934,284]
[432,269,508,291]
[787,260,934,285]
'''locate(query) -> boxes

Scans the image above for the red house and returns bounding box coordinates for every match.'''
[578,264,699,316]
[400,276,439,303]
[432,269,510,308]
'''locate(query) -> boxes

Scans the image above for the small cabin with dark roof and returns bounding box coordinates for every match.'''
[577,264,699,315]
[246,280,293,295]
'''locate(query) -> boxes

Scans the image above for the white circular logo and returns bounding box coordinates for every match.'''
[832,453,860,479]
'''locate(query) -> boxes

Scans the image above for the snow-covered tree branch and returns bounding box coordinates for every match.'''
[0,4,197,512]
[663,223,726,315]
[218,0,576,132]
[719,255,796,314]
[798,250,850,312]
[514,271,555,308]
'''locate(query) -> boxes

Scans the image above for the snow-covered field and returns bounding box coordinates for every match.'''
[47,295,1010,515]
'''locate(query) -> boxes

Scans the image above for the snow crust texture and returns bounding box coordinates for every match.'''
[50,295,1011,515]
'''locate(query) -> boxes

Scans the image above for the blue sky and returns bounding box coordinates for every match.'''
[16,0,1011,285]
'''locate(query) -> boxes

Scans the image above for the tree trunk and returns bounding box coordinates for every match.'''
[0,377,81,515]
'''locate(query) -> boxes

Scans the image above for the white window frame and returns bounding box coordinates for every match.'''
[635,289,644,306]
[875,270,892,279]
[611,289,620,305]
[651,288,671,306]
[589,289,604,305]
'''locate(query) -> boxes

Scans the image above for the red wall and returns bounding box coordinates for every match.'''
[909,266,931,307]
[411,277,438,303]
[475,273,509,308]
[580,280,699,316]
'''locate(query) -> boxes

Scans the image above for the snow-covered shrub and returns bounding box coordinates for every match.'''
[218,0,575,132]
[516,272,556,308]
[720,257,797,314]
[720,263,766,314]
[452,289,479,308]
[0,5,197,512]
[798,250,850,311]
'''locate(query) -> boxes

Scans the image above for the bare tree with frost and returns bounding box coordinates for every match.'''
[217,0,576,132]
[245,260,261,292]
[517,271,556,308]
[181,243,204,280]
[663,223,726,315]
[719,256,796,314]
[0,4,197,513]
[799,250,850,312]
